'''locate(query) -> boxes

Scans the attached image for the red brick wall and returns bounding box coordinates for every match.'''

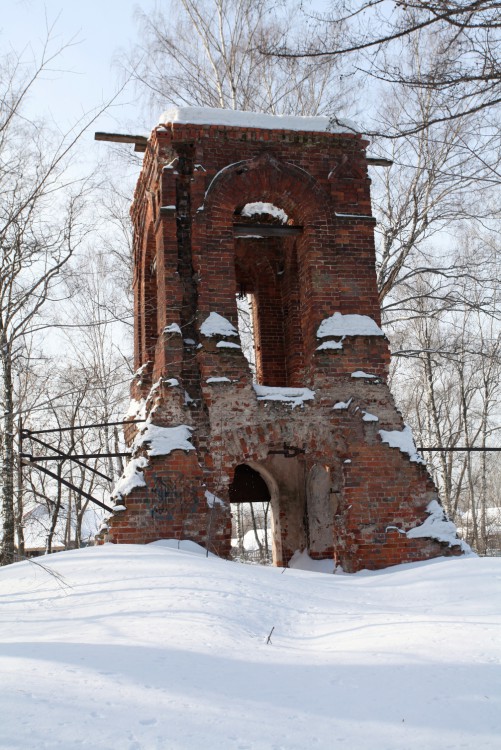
[104,118,465,572]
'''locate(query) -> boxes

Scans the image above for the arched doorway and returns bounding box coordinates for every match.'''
[229,463,281,565]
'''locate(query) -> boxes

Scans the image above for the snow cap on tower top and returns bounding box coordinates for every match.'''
[158,105,359,135]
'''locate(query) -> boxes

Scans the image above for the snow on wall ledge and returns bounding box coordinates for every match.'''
[200,312,238,338]
[241,202,288,223]
[111,424,195,503]
[317,312,384,337]
[379,425,424,464]
[112,456,148,500]
[407,500,472,552]
[134,423,195,457]
[124,397,146,421]
[316,313,385,351]
[158,106,359,135]
[253,384,315,408]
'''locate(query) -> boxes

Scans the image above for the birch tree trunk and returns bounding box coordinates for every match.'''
[0,339,15,564]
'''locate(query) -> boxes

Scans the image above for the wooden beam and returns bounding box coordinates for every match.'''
[234,224,302,238]
[94,132,148,152]
[366,157,393,167]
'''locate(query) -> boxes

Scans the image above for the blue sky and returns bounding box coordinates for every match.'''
[3,0,333,167]
[4,0,332,129]
[3,0,153,133]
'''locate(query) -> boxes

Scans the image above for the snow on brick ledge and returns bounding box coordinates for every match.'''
[216,341,241,349]
[111,425,195,504]
[158,106,359,134]
[200,312,238,338]
[378,425,424,464]
[317,312,384,339]
[124,397,146,420]
[253,384,315,408]
[407,500,472,552]
[113,456,148,499]
[241,202,288,223]
[333,398,353,410]
[317,340,344,351]
[135,423,195,457]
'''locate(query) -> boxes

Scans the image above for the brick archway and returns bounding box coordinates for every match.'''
[193,153,343,386]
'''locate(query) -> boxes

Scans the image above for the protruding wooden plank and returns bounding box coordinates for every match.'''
[94,132,148,152]
[366,157,393,167]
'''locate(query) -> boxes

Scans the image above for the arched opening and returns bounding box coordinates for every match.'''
[233,202,305,387]
[141,224,159,366]
[229,463,274,564]
[236,292,256,378]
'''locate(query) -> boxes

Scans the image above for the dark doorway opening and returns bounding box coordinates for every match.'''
[229,463,272,564]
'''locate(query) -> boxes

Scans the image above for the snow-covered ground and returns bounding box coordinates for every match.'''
[1,543,500,750]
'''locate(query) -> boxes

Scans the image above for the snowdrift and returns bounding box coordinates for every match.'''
[1,543,500,749]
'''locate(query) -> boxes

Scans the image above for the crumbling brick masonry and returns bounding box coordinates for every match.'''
[103,107,466,572]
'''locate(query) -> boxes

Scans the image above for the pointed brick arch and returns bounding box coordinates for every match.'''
[203,151,333,226]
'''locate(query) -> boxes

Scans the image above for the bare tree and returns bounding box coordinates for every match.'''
[389,228,501,553]
[271,0,501,133]
[0,34,108,565]
[17,243,133,556]
[126,0,356,117]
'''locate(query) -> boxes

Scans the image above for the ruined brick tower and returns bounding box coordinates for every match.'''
[106,107,466,572]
